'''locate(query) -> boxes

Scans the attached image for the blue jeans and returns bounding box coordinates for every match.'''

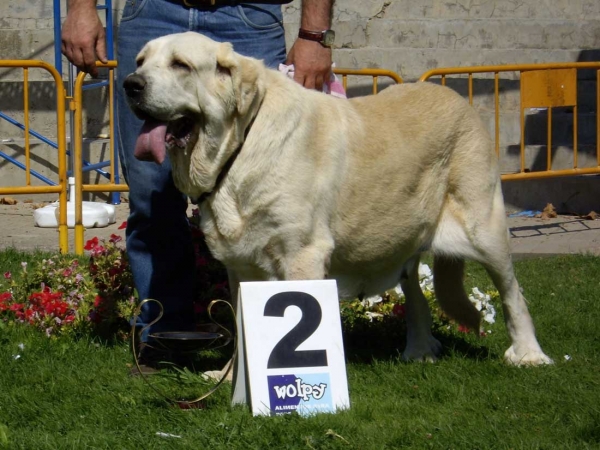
[116,0,286,338]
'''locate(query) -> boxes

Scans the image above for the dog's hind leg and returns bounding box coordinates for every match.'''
[436,185,552,366]
[474,242,552,365]
[401,254,443,362]
[433,256,480,332]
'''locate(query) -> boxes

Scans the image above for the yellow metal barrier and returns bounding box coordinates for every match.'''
[419,62,600,181]
[0,60,69,253]
[334,68,403,93]
[72,62,129,254]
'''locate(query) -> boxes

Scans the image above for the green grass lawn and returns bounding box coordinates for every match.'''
[1,252,599,449]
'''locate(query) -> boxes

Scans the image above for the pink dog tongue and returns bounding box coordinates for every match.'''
[134,119,168,164]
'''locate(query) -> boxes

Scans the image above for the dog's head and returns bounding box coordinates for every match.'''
[123,32,265,198]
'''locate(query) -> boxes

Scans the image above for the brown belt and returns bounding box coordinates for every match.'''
[181,0,292,7]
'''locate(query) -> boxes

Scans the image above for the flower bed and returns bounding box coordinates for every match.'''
[0,211,499,341]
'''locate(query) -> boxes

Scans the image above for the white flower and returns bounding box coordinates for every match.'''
[418,263,432,278]
[13,354,21,360]
[468,287,496,324]
[483,306,496,324]
[564,355,572,361]
[18,343,24,351]
[365,312,383,322]
[361,295,382,308]
[393,283,404,296]
[418,263,434,292]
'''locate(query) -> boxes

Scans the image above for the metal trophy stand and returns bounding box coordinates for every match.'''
[131,298,237,408]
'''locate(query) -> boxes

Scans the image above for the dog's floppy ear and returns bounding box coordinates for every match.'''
[216,42,263,117]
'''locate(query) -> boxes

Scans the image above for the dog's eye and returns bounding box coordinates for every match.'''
[136,58,145,68]
[172,59,191,71]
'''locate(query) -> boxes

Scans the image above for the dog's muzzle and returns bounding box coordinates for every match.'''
[123,73,147,102]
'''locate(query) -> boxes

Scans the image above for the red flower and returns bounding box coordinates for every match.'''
[84,237,99,251]
[458,324,470,334]
[94,295,103,307]
[9,303,24,312]
[62,268,73,277]
[392,303,406,318]
[25,309,35,322]
[109,233,123,244]
[3,272,11,279]
[0,293,10,311]
[118,221,127,230]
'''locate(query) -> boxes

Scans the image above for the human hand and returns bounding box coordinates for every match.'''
[286,38,332,91]
[61,1,107,77]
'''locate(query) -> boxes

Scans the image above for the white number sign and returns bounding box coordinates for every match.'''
[232,280,350,416]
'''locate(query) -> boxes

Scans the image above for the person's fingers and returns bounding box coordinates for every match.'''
[302,72,316,90]
[293,72,306,88]
[96,42,108,64]
[81,43,99,76]
[95,29,108,63]
[67,45,85,71]
[314,74,325,91]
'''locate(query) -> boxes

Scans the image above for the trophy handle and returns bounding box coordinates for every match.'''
[131,298,163,359]
[206,299,234,345]
[131,298,238,407]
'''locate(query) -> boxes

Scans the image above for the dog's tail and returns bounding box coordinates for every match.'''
[433,255,481,332]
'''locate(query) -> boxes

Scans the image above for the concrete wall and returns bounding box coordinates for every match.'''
[1,0,599,210]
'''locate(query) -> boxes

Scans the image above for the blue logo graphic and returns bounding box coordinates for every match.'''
[267,373,333,416]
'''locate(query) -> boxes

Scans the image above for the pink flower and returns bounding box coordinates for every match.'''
[109,234,122,244]
[3,272,11,279]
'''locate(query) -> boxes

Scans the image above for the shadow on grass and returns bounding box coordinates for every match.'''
[342,327,498,364]
[436,332,498,361]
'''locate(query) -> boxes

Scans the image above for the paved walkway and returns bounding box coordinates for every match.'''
[0,202,599,257]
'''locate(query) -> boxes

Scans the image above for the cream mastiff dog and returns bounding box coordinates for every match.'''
[124,32,552,366]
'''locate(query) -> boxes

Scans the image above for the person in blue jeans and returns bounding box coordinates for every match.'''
[61,0,335,365]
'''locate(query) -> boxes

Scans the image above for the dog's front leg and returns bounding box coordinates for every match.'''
[281,242,332,281]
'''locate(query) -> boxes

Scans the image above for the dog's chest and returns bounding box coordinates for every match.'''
[200,205,276,276]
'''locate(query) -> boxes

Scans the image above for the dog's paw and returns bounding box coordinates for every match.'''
[504,345,554,366]
[402,336,442,363]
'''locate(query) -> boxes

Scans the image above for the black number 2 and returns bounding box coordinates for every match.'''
[264,291,328,369]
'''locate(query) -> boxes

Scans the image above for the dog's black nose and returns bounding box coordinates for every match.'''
[123,74,146,99]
